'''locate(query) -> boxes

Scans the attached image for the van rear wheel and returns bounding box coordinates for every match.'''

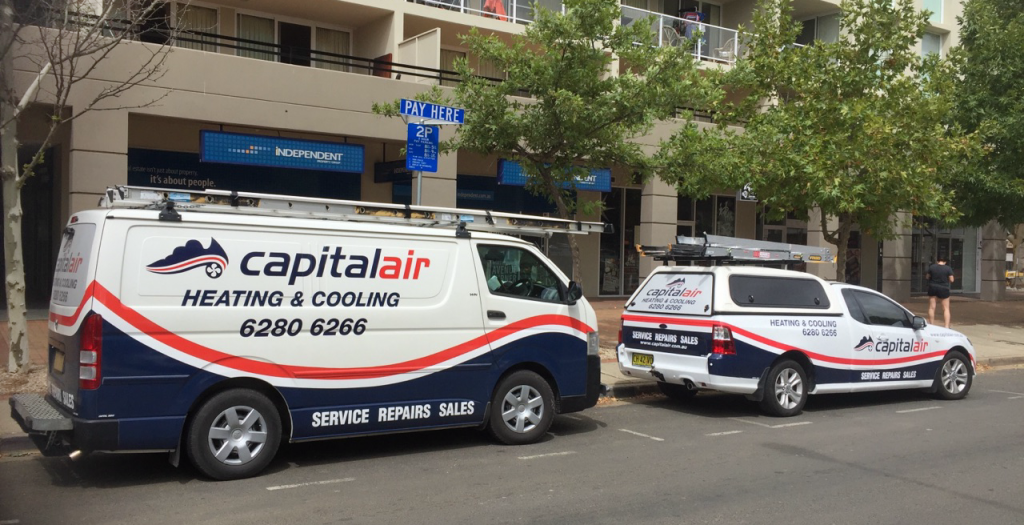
[488,370,554,445]
[759,360,807,417]
[187,389,282,480]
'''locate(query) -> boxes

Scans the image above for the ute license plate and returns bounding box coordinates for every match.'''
[632,353,654,367]
[52,349,65,374]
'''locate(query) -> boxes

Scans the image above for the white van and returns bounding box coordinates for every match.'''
[11,187,604,480]
[617,236,976,416]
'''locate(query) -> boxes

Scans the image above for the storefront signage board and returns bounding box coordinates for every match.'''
[200,130,364,173]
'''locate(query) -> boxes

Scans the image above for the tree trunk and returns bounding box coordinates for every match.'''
[539,167,585,285]
[832,215,853,283]
[1,0,30,373]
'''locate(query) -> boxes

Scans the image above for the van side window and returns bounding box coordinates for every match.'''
[841,289,869,324]
[477,245,563,303]
[849,291,911,328]
[728,275,830,309]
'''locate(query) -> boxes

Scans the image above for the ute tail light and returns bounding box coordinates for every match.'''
[711,324,736,355]
[80,314,103,390]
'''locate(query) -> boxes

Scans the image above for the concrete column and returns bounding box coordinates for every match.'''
[68,110,128,215]
[805,207,839,281]
[881,212,913,302]
[638,177,678,281]
[980,219,1006,301]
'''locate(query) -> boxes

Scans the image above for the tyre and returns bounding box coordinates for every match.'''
[658,381,698,401]
[933,353,972,400]
[759,359,807,417]
[187,389,282,481]
[488,370,555,445]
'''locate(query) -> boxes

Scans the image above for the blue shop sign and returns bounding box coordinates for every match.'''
[200,130,364,173]
[497,159,611,192]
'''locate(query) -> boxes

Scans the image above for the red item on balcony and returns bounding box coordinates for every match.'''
[484,0,508,21]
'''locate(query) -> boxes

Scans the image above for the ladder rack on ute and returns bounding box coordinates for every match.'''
[637,234,834,266]
[101,186,612,238]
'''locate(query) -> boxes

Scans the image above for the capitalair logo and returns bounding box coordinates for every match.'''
[854,336,874,352]
[647,276,703,298]
[666,277,687,288]
[147,239,229,279]
[853,335,929,355]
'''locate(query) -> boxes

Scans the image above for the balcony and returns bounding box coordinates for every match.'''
[620,5,740,64]
[409,0,564,25]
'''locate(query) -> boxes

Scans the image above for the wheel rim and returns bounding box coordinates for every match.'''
[941,358,968,394]
[207,405,268,466]
[773,368,803,410]
[500,385,544,434]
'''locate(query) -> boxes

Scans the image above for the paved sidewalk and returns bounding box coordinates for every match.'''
[4,292,1024,457]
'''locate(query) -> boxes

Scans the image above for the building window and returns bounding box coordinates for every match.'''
[175,3,218,52]
[796,13,840,45]
[923,0,942,24]
[440,49,466,87]
[237,14,276,61]
[679,195,734,238]
[315,27,351,71]
[922,32,943,58]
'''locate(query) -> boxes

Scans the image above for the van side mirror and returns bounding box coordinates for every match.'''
[566,281,583,305]
[912,316,927,331]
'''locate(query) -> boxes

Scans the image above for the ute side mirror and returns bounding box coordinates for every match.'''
[912,316,927,331]
[566,281,583,305]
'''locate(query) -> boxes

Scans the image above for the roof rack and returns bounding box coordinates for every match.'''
[637,234,834,266]
[100,186,611,238]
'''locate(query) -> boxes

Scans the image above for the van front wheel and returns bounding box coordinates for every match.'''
[488,371,554,445]
[759,360,807,417]
[187,389,282,480]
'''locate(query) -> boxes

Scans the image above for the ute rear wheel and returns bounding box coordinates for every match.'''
[187,389,282,480]
[934,353,972,400]
[759,359,807,417]
[488,370,555,445]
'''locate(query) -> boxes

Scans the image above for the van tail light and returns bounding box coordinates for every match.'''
[80,314,103,390]
[711,324,735,355]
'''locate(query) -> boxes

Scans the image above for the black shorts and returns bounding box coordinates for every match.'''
[928,285,950,299]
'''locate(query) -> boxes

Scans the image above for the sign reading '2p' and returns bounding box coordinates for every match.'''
[406,124,439,173]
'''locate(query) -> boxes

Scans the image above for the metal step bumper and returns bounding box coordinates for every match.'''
[9,393,73,432]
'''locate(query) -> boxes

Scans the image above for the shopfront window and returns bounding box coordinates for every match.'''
[600,187,642,296]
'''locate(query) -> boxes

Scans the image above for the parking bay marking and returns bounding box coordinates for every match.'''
[990,390,1024,399]
[729,418,812,429]
[267,477,355,491]
[518,451,577,460]
[619,429,665,442]
[895,406,942,414]
[706,430,743,437]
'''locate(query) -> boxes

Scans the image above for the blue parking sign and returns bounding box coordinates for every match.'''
[406,124,439,173]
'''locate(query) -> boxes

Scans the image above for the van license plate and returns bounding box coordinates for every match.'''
[632,353,654,367]
[53,350,65,374]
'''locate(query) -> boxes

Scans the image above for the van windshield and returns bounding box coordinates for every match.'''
[629,272,713,316]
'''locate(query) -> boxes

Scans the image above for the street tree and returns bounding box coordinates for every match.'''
[374,0,723,280]
[659,0,982,281]
[2,0,176,372]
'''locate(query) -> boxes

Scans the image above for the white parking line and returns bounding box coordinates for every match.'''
[705,430,743,437]
[518,451,577,460]
[561,415,582,421]
[619,429,665,442]
[990,389,1024,397]
[896,406,942,414]
[266,478,355,491]
[0,519,22,524]
[1009,396,1024,400]
[729,417,812,429]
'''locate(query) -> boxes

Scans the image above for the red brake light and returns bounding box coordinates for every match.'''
[80,314,103,390]
[711,324,735,355]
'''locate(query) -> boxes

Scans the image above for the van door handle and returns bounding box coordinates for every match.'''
[877,335,889,342]
[487,310,506,320]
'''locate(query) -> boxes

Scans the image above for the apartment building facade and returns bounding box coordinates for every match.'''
[7,0,1003,311]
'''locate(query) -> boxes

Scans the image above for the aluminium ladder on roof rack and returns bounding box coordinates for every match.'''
[636,234,834,266]
[100,185,612,238]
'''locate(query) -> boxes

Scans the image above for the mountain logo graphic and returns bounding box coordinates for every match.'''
[666,277,687,287]
[147,239,229,279]
[854,336,874,352]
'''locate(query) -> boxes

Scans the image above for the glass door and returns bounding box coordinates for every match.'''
[599,187,642,296]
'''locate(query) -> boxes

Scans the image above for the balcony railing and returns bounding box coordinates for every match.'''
[620,6,741,64]
[409,0,564,25]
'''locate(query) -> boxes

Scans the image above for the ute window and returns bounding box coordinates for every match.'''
[477,245,563,303]
[729,275,830,309]
[628,272,713,315]
[847,290,912,328]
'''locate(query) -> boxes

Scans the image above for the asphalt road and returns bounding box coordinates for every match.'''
[2,369,1023,525]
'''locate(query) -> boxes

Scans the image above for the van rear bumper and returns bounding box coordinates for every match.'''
[10,394,119,454]
[558,355,601,413]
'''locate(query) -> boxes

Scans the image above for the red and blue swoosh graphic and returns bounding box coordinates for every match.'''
[147,239,228,276]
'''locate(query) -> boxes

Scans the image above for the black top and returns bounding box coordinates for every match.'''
[927,263,954,287]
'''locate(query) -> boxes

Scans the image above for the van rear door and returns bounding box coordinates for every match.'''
[622,271,714,370]
[48,222,99,416]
